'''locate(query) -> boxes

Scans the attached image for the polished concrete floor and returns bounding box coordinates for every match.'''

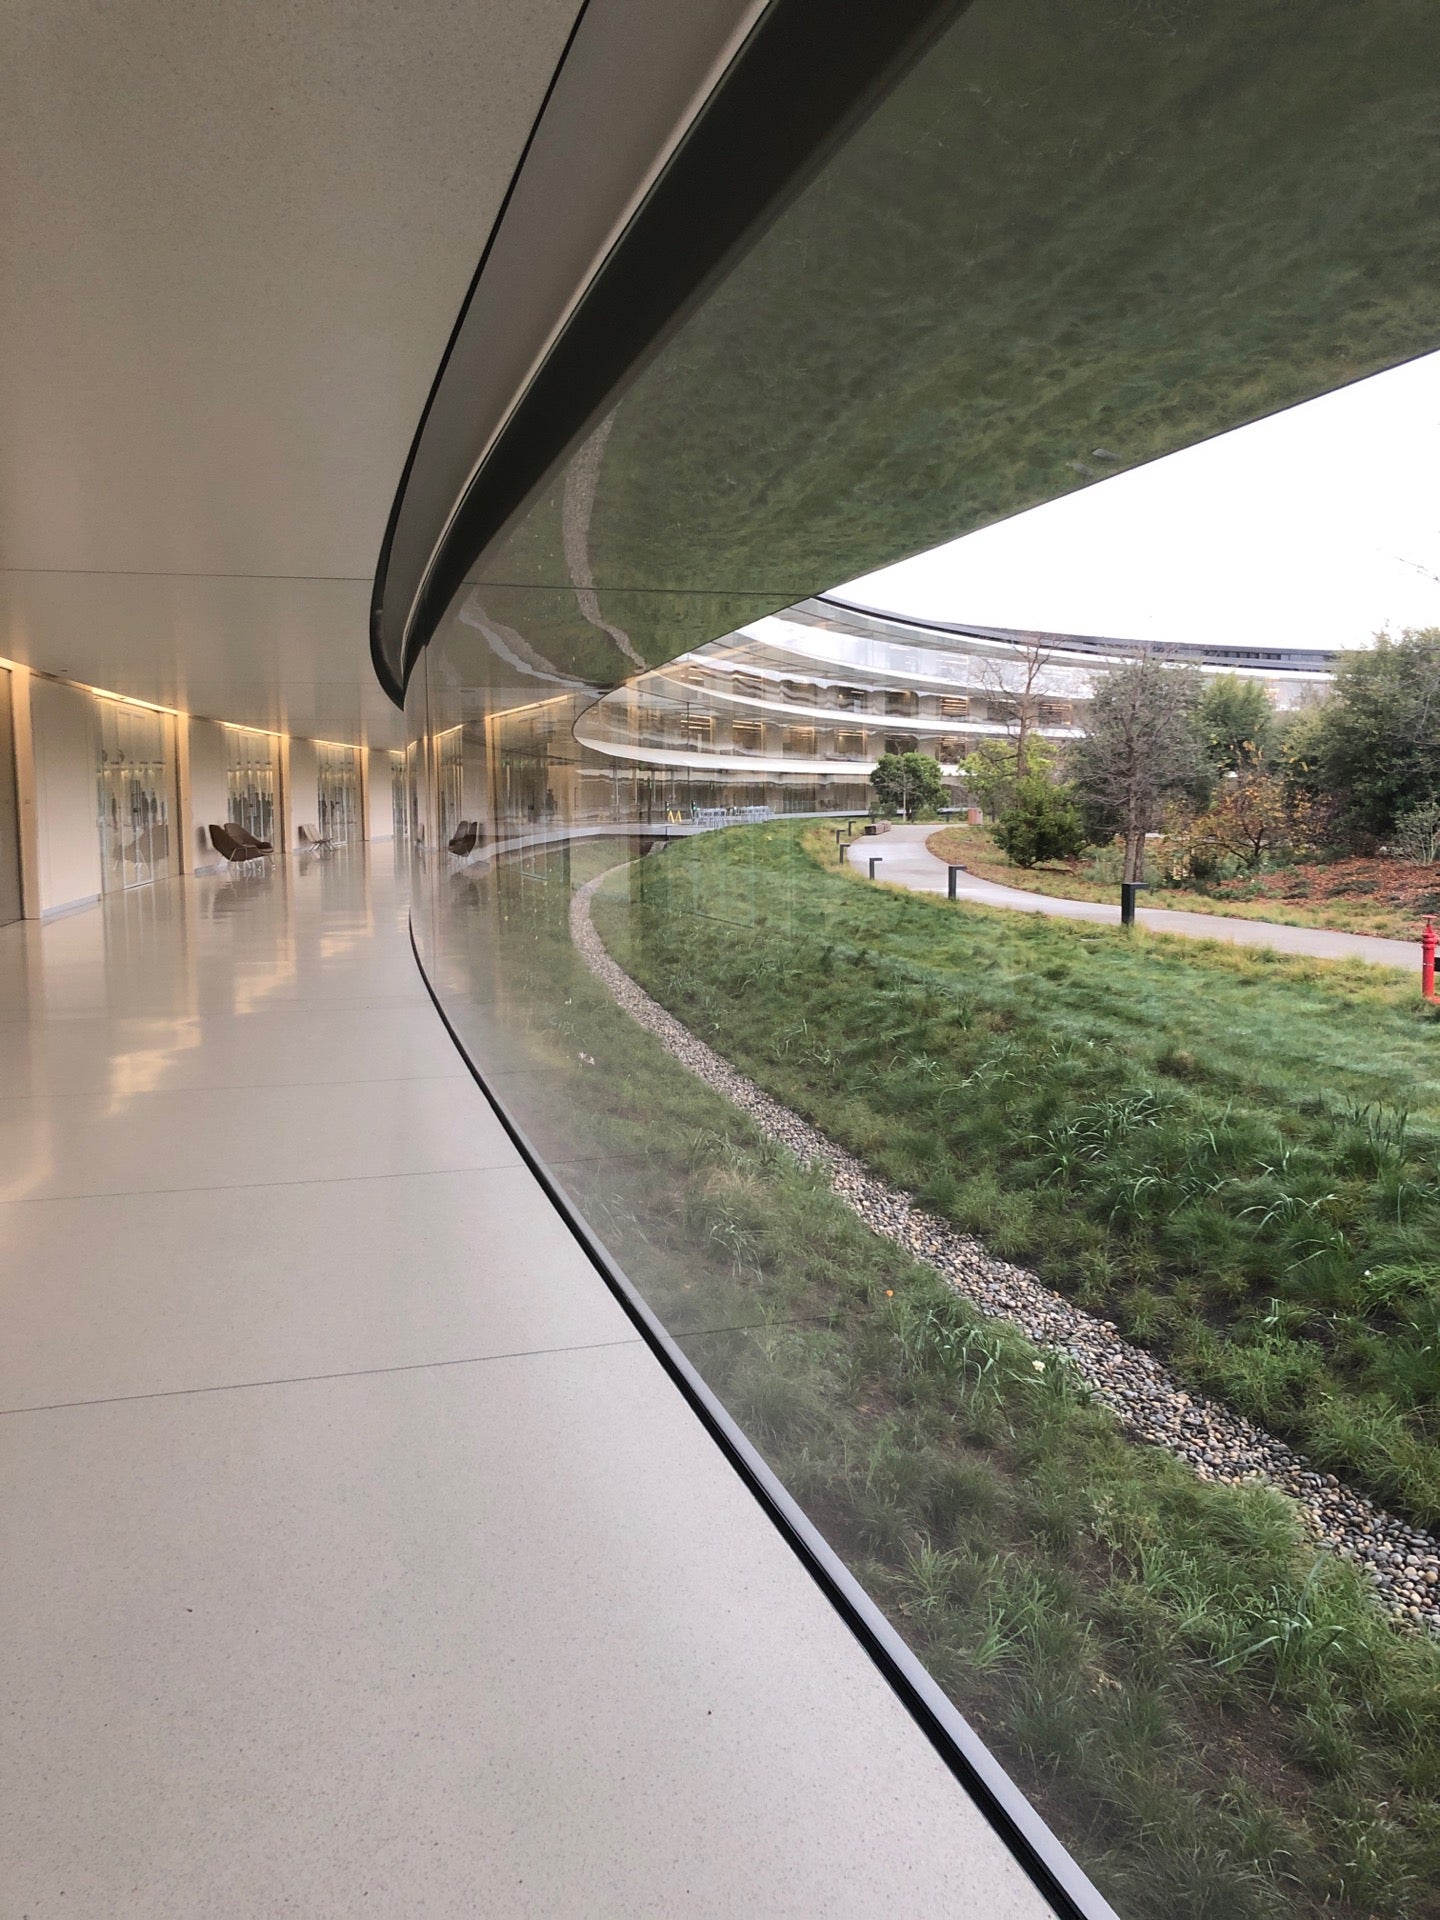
[0,850,1049,1916]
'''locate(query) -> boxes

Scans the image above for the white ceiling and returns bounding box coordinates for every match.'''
[0,0,583,746]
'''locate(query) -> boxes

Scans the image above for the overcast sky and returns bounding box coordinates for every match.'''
[841,351,1440,653]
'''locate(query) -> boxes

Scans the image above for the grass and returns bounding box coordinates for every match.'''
[472,1,1440,679]
[419,834,1440,1916]
[929,826,1440,944]
[594,820,1440,1530]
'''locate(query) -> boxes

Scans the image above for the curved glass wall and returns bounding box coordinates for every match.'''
[400,6,1440,1914]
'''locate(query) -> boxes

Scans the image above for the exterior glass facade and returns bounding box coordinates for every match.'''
[395,5,1440,1911]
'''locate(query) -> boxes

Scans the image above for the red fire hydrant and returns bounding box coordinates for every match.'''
[1424,916,1437,1002]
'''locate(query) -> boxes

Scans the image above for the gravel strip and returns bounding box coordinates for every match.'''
[572,869,1440,1633]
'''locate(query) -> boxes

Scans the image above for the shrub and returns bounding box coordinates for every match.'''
[1393,798,1440,865]
[1309,629,1440,839]
[871,750,947,819]
[1182,770,1293,873]
[995,776,1087,867]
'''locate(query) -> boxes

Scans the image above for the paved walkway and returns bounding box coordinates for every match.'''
[848,826,1422,972]
[0,849,1047,1917]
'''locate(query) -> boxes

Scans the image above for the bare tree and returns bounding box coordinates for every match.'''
[974,634,1057,779]
[1071,653,1206,885]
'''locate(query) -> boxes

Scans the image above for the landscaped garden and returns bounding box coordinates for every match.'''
[926,822,1440,944]
[924,634,1440,946]
[429,831,1440,1917]
[602,820,1440,1529]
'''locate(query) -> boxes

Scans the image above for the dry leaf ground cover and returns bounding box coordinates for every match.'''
[929,825,1440,945]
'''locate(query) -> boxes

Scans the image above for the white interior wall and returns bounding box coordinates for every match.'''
[462,747,488,824]
[29,678,100,914]
[288,740,318,848]
[186,718,230,872]
[366,748,393,840]
[23,693,389,898]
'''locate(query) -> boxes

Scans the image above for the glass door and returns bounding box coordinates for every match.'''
[0,669,21,925]
[390,751,410,841]
[224,729,276,842]
[316,744,359,845]
[96,700,174,893]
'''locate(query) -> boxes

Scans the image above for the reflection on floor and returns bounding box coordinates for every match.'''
[0,848,1047,1915]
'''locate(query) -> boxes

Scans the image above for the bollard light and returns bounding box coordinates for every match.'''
[869,856,882,879]
[948,865,962,900]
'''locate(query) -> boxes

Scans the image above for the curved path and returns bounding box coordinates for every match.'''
[848,825,1422,972]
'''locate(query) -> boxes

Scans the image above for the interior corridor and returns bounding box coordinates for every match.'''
[0,850,1045,1915]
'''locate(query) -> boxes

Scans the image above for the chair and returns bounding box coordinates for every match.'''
[138,822,170,868]
[297,823,334,852]
[227,821,273,854]
[209,824,266,868]
[448,820,480,859]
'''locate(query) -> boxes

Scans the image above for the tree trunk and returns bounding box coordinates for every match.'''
[1123,821,1146,884]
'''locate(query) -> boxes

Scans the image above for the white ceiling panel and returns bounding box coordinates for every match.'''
[0,0,583,744]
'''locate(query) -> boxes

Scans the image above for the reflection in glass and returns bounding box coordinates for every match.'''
[398,2,1440,1910]
[224,726,277,844]
[316,743,360,846]
[96,698,175,892]
[0,668,25,925]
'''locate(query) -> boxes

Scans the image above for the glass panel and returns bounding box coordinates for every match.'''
[224,728,276,843]
[316,744,360,846]
[96,699,174,892]
[0,668,21,925]
[390,750,410,842]
[403,4,1440,1911]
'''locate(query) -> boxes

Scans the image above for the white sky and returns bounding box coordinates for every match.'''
[841,351,1440,652]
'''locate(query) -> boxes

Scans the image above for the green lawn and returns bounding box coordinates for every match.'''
[594,821,1440,1531]
[421,837,1440,1917]
[476,2,1440,680]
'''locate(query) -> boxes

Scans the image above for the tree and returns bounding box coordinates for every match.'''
[1069,654,1207,884]
[1198,673,1274,772]
[870,750,947,820]
[994,774,1086,867]
[974,635,1057,779]
[1185,768,1291,873]
[962,735,1057,819]
[1311,628,1440,839]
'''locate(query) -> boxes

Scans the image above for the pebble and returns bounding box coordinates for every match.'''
[571,874,1440,1637]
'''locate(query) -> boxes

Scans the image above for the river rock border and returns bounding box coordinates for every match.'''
[570,870,1440,1634]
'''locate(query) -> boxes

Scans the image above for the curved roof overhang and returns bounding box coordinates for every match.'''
[371,0,971,704]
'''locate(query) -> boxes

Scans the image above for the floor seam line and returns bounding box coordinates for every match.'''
[0,1159,526,1205]
[0,1335,648,1417]
[0,1070,470,1103]
[0,1161,548,1211]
